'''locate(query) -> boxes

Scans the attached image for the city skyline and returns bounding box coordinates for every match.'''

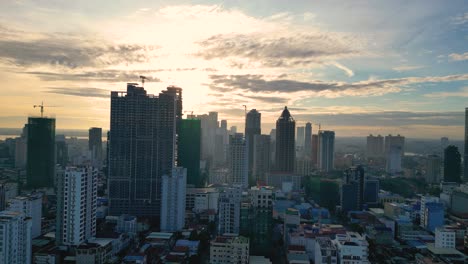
[0,1,467,139]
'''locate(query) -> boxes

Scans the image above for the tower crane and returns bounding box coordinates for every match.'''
[139,75,147,87]
[33,102,57,118]
[242,105,247,115]
[314,123,322,131]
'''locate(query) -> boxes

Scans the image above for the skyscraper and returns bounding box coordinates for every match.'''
[444,145,462,183]
[464,107,468,181]
[385,134,405,174]
[385,134,405,156]
[304,122,312,159]
[26,117,56,188]
[366,134,384,158]
[341,165,365,212]
[88,127,103,169]
[426,154,442,184]
[197,112,218,162]
[296,126,305,147]
[318,130,335,172]
[228,133,248,188]
[0,211,32,264]
[275,107,295,173]
[245,109,261,176]
[312,134,319,166]
[160,167,186,232]
[178,118,201,186]
[108,83,177,218]
[56,166,97,246]
[252,135,271,184]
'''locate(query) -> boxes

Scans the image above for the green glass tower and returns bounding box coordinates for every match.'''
[178,118,201,186]
[26,117,56,188]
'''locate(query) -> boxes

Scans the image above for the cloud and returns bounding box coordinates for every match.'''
[207,73,468,98]
[329,62,354,77]
[0,24,157,69]
[44,87,110,98]
[24,70,161,82]
[236,94,289,104]
[449,52,468,61]
[425,87,468,98]
[451,12,468,25]
[197,32,366,67]
[392,65,425,72]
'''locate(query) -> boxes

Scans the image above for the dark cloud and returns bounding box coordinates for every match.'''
[208,74,468,95]
[24,70,161,82]
[293,111,464,127]
[44,87,109,98]
[237,94,288,104]
[197,33,362,67]
[0,25,157,69]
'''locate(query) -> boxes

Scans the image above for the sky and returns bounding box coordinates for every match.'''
[0,0,467,138]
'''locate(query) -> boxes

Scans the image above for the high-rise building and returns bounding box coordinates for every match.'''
[364,177,380,206]
[0,184,5,211]
[108,84,178,217]
[197,112,218,162]
[160,167,186,232]
[426,154,442,184]
[341,165,365,212]
[230,126,237,135]
[9,194,42,238]
[55,135,68,168]
[420,196,439,228]
[88,127,103,169]
[228,133,248,188]
[248,187,273,255]
[366,134,384,158]
[386,145,403,174]
[218,187,241,235]
[252,135,271,184]
[26,117,56,188]
[464,107,468,181]
[0,211,32,264]
[245,109,261,177]
[296,126,305,147]
[312,134,319,166]
[56,166,97,246]
[444,145,462,183]
[275,107,295,173]
[14,127,28,169]
[385,134,405,155]
[318,131,335,172]
[423,202,444,232]
[304,122,312,159]
[178,118,201,187]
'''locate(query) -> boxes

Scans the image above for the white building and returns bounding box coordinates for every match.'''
[9,193,43,238]
[56,166,97,246]
[194,191,219,213]
[420,196,439,228]
[160,167,186,232]
[333,232,369,264]
[218,186,241,235]
[0,211,32,264]
[315,237,337,264]
[435,227,456,248]
[228,133,248,188]
[210,235,249,264]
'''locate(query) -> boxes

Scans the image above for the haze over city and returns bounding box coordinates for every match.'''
[1,0,467,138]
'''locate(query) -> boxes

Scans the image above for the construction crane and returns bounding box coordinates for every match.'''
[139,75,147,87]
[242,105,247,115]
[314,123,322,131]
[33,102,57,118]
[183,110,194,116]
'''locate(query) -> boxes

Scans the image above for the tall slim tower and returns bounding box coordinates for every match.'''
[88,127,103,169]
[296,126,305,147]
[178,118,201,186]
[26,117,56,188]
[318,131,335,172]
[160,167,186,232]
[253,135,271,184]
[304,122,312,159]
[108,83,178,218]
[275,107,295,172]
[245,109,261,176]
[229,133,248,188]
[464,108,468,181]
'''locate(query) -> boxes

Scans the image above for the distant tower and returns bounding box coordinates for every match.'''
[304,123,312,159]
[275,107,296,172]
[366,134,384,158]
[245,109,261,177]
[253,135,271,184]
[88,127,103,169]
[318,131,335,172]
[229,133,248,188]
[26,117,56,188]
[464,108,468,181]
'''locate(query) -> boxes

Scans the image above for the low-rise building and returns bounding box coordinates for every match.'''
[435,227,456,248]
[333,232,369,264]
[210,235,249,264]
[314,237,337,264]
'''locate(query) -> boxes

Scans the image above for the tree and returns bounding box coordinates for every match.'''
[444,145,462,183]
